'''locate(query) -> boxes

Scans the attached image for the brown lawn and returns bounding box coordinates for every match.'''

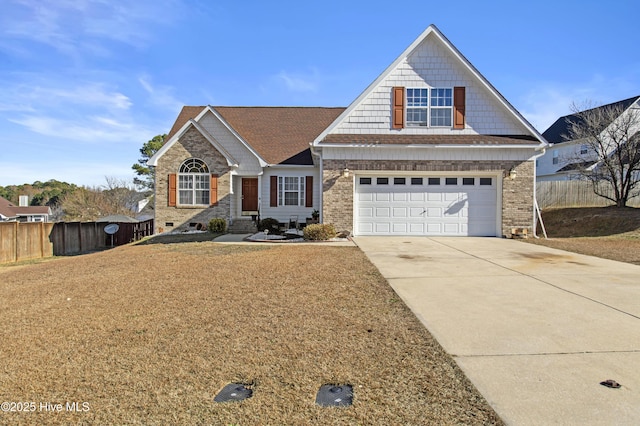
[528,207,640,265]
[0,239,502,425]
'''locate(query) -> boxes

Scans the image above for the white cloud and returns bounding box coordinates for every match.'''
[276,69,321,93]
[0,0,184,56]
[138,76,183,111]
[9,114,152,144]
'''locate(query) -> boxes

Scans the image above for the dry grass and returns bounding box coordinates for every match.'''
[529,206,640,265]
[0,239,501,425]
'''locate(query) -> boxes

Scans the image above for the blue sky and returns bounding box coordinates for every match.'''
[1,0,639,188]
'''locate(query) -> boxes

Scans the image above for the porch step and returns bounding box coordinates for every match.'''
[228,219,258,234]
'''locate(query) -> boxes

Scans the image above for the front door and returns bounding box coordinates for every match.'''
[242,178,259,213]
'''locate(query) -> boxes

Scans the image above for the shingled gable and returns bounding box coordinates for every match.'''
[153,106,345,167]
[149,106,241,168]
[313,24,547,148]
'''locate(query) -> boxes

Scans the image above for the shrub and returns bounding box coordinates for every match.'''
[208,218,227,233]
[258,217,281,234]
[303,223,337,241]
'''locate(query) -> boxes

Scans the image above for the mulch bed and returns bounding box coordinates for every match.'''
[0,241,502,425]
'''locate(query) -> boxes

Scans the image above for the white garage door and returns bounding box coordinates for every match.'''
[355,176,498,236]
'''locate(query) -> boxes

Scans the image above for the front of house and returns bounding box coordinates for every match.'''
[149,25,547,237]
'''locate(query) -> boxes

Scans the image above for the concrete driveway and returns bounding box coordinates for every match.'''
[354,236,640,426]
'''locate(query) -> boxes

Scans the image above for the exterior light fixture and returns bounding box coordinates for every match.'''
[343,168,350,178]
[509,168,517,180]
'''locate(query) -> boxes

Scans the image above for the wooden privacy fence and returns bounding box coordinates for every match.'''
[537,181,640,209]
[0,221,54,263]
[0,219,154,263]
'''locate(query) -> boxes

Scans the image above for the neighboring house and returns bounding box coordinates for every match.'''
[0,195,51,222]
[149,25,547,237]
[537,95,640,181]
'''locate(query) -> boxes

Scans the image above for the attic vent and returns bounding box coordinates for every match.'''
[19,195,29,207]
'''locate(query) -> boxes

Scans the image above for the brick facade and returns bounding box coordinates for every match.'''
[322,159,534,237]
[155,127,231,233]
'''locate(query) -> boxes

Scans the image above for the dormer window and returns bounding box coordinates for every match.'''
[399,87,458,129]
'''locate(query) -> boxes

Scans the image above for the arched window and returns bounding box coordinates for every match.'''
[178,158,210,205]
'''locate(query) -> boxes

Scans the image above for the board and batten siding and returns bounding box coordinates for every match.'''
[332,35,526,136]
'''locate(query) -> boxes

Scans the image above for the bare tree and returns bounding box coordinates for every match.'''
[60,177,140,221]
[563,100,640,207]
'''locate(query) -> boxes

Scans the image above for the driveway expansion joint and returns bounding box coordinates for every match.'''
[454,349,640,358]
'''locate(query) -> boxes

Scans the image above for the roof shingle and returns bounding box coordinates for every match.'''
[167,106,345,165]
[542,96,640,144]
[320,134,539,145]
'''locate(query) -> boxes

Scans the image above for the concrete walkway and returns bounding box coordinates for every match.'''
[354,236,640,426]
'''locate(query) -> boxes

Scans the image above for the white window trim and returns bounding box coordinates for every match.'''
[277,176,306,207]
[406,87,453,128]
[178,173,210,206]
[177,158,210,206]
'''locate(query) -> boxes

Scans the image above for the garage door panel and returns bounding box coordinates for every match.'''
[410,223,425,233]
[393,207,408,217]
[427,223,442,233]
[355,176,497,236]
[443,223,460,234]
[410,207,425,217]
[426,208,441,217]
[444,192,460,201]
[375,222,390,233]
[375,207,390,217]
[392,223,407,233]
[359,222,373,233]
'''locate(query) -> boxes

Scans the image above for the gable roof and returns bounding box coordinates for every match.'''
[542,96,640,144]
[163,106,345,166]
[314,24,547,147]
[0,196,50,219]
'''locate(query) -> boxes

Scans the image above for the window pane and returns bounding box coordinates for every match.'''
[407,88,428,106]
[431,108,452,127]
[179,175,193,189]
[430,88,452,106]
[394,177,406,185]
[428,177,440,185]
[377,177,389,185]
[407,108,427,125]
[359,177,372,185]
[179,190,193,204]
[195,190,209,205]
[411,177,423,185]
[463,177,475,185]
[284,192,298,205]
[480,178,492,186]
[445,177,457,185]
